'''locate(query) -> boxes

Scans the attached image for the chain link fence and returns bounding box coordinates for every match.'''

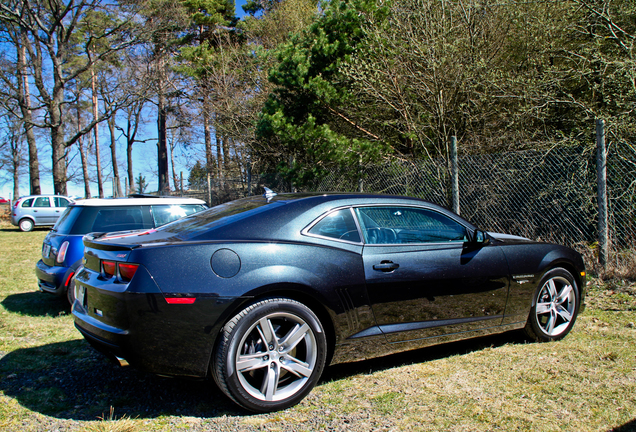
[182,143,636,254]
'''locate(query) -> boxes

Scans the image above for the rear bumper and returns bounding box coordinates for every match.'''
[35,259,68,294]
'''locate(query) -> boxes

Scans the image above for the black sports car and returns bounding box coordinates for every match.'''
[73,192,586,412]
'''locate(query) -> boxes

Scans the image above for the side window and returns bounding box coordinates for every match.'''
[151,204,205,227]
[33,197,51,208]
[91,207,145,232]
[21,198,34,207]
[355,207,468,244]
[307,208,361,243]
[54,197,70,208]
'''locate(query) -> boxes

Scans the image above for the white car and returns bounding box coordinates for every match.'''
[11,195,74,232]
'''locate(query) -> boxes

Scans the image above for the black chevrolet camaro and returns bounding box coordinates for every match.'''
[73,192,586,412]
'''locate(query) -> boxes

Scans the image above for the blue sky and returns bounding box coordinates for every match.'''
[0,0,255,200]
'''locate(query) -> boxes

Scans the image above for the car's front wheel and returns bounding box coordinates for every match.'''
[213,298,327,412]
[524,268,580,342]
[19,218,34,232]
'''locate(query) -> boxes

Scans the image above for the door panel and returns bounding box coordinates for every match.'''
[32,197,57,224]
[356,206,510,343]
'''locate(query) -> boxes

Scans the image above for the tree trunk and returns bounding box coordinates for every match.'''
[92,66,104,197]
[18,27,40,195]
[223,135,231,175]
[157,90,169,194]
[11,133,20,200]
[50,83,68,195]
[108,114,123,197]
[216,133,224,186]
[170,138,178,194]
[127,137,135,194]
[203,104,213,172]
[76,101,91,198]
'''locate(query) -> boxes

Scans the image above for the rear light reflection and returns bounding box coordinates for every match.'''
[101,260,139,282]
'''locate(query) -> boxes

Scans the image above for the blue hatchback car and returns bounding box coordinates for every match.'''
[35,197,207,303]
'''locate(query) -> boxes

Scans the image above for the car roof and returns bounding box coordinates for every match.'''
[71,197,206,207]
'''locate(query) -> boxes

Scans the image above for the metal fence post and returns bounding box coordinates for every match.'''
[596,119,609,270]
[451,136,460,215]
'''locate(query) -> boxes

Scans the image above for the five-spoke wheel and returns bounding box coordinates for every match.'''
[525,268,580,341]
[213,298,327,412]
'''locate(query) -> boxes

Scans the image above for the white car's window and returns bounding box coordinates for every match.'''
[34,197,51,208]
[355,206,468,244]
[21,198,34,207]
[54,197,70,207]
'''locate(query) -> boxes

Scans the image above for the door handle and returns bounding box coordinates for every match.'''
[373,261,399,272]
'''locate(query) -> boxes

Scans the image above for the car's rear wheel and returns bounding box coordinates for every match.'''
[65,264,83,306]
[213,298,327,412]
[19,218,34,232]
[524,268,580,342]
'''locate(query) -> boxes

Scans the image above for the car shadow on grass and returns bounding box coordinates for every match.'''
[0,331,532,422]
[0,226,50,233]
[1,291,70,317]
[321,329,529,383]
[0,340,241,421]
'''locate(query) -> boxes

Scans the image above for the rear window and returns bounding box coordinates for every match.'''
[150,204,207,227]
[91,208,145,232]
[158,197,283,239]
[53,206,153,235]
[53,207,84,234]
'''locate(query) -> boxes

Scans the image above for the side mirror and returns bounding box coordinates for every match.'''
[474,230,490,245]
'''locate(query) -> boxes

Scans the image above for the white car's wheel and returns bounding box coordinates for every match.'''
[19,218,34,232]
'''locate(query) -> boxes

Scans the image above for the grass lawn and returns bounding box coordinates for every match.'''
[0,220,634,431]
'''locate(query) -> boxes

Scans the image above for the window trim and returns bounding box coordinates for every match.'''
[301,206,364,245]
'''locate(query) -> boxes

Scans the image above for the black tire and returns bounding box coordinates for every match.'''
[524,268,580,342]
[213,298,327,413]
[19,218,34,232]
[65,264,83,305]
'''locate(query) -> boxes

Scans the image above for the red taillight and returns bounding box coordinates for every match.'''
[102,261,116,277]
[118,263,139,281]
[101,260,138,282]
[165,297,196,304]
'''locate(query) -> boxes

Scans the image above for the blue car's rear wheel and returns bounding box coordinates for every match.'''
[213,298,327,412]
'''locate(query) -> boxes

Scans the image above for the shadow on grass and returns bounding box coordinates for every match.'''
[1,291,70,317]
[0,340,242,421]
[613,419,636,432]
[321,329,528,383]
[0,330,533,422]
[0,226,50,233]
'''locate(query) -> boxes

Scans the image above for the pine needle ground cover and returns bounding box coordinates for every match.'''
[0,221,634,431]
